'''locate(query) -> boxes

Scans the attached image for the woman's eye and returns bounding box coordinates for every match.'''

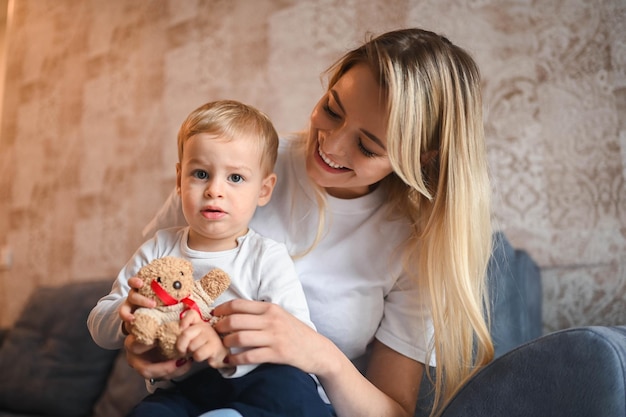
[193,170,208,180]
[229,174,244,183]
[358,140,376,158]
[323,102,341,120]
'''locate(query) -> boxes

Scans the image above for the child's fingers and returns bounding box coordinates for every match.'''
[119,302,134,322]
[176,323,228,367]
[176,321,203,353]
[125,276,155,310]
[176,321,212,353]
[201,344,230,369]
[178,309,204,332]
[118,302,135,335]
[127,289,156,309]
[128,276,145,289]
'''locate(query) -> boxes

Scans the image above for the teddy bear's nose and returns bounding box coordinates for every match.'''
[173,281,182,290]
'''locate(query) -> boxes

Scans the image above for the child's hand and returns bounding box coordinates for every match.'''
[177,310,230,369]
[119,276,157,335]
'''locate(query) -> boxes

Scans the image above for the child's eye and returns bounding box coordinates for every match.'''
[229,174,244,183]
[358,140,376,158]
[193,170,208,180]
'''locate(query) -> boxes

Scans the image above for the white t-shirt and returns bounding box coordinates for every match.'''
[142,138,435,371]
[87,226,313,380]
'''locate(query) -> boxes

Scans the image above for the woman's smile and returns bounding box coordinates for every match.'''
[317,145,350,171]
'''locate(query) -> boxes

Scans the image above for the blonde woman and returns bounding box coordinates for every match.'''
[125,28,493,417]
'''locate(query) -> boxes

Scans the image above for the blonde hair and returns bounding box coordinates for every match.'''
[177,100,279,176]
[318,29,494,415]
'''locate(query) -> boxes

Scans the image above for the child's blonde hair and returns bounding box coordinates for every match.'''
[177,100,279,176]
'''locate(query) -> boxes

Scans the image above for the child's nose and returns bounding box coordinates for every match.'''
[204,179,224,198]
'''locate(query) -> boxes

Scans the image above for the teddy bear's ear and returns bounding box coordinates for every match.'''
[180,259,194,277]
[136,263,153,281]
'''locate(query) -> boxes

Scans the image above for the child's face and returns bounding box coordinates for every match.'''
[176,133,276,251]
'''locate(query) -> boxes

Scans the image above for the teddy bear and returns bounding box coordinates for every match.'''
[130,256,231,359]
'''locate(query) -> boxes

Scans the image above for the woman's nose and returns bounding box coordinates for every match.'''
[322,128,349,156]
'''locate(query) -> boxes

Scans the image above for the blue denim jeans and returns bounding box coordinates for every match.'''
[127,364,333,417]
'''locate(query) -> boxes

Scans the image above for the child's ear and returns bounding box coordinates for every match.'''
[257,173,277,206]
[176,163,182,195]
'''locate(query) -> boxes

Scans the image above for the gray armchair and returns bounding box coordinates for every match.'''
[440,326,626,417]
[417,233,626,417]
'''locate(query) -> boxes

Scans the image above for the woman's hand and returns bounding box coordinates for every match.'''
[212,299,335,376]
[118,276,156,334]
[124,333,192,381]
[214,299,422,417]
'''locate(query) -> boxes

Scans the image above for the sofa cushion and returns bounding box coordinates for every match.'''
[92,349,148,417]
[0,281,119,417]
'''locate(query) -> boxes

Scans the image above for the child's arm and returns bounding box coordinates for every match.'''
[87,274,133,349]
[87,234,162,349]
[176,310,230,368]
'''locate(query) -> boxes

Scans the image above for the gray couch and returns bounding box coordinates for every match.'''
[0,280,147,417]
[439,325,626,417]
[0,232,613,417]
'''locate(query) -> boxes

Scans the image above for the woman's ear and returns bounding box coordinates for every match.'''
[257,173,277,207]
[176,163,182,195]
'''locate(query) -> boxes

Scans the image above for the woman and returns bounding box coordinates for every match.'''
[123,28,494,417]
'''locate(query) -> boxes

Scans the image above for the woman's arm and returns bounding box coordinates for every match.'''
[212,299,423,417]
[363,340,424,416]
[309,338,423,417]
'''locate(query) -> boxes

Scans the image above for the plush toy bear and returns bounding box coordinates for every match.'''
[130,256,231,359]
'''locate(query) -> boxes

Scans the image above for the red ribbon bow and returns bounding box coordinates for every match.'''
[150,279,208,321]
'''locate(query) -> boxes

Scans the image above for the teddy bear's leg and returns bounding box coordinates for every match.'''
[132,314,161,346]
[156,321,182,359]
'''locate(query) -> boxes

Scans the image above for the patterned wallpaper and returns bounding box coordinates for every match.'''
[0,0,624,333]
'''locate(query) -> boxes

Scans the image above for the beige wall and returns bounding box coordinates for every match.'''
[0,0,624,332]
[0,0,8,135]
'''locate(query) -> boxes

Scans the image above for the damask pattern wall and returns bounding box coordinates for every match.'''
[0,0,624,333]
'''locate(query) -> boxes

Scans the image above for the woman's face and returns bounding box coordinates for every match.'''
[306,63,394,199]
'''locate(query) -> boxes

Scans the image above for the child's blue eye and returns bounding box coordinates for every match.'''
[229,174,244,183]
[193,170,208,180]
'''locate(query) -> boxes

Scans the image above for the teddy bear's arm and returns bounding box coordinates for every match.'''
[199,268,231,300]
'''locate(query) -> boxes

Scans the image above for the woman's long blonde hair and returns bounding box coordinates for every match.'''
[322,28,494,416]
